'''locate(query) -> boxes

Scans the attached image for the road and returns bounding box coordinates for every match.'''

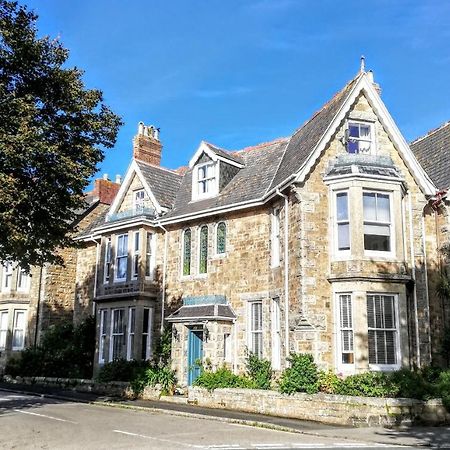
[0,390,420,449]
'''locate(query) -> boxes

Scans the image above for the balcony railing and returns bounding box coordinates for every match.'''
[106,207,156,223]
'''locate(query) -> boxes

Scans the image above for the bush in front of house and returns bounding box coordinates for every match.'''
[279,353,319,394]
[5,317,96,379]
[193,366,254,391]
[96,358,150,383]
[131,362,177,395]
[246,353,273,390]
[332,371,399,398]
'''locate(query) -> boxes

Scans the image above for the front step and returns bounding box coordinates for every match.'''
[159,395,188,404]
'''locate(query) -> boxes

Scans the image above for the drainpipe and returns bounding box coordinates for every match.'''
[408,191,421,367]
[156,222,169,334]
[421,210,432,364]
[89,236,101,316]
[276,188,290,359]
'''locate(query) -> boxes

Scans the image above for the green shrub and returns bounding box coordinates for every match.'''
[388,368,433,400]
[334,371,398,398]
[153,326,172,366]
[5,317,95,379]
[96,358,149,383]
[246,353,272,390]
[279,353,319,394]
[318,370,342,394]
[132,363,177,395]
[193,366,253,391]
[437,370,450,411]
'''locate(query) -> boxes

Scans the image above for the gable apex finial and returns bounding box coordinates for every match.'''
[360,55,366,73]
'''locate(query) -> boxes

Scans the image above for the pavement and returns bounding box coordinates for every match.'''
[1,382,450,448]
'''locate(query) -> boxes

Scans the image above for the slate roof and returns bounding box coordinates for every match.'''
[75,203,110,238]
[165,138,289,218]
[270,76,359,189]
[204,142,245,165]
[136,160,183,208]
[410,121,450,190]
[166,304,236,322]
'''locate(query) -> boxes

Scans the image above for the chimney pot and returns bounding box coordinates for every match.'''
[115,174,122,184]
[133,121,162,166]
[102,173,109,181]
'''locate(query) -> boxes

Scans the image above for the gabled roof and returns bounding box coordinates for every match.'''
[189,141,245,169]
[410,121,450,190]
[135,160,183,208]
[205,142,245,166]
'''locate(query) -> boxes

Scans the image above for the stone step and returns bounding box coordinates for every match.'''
[159,395,188,404]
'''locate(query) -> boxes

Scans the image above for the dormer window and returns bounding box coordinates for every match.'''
[347,121,373,154]
[193,161,217,200]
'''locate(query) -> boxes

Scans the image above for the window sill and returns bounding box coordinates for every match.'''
[369,364,401,372]
[212,253,227,260]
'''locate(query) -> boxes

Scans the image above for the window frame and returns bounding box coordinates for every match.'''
[131,230,140,280]
[334,190,351,256]
[271,208,281,268]
[115,233,129,282]
[224,332,232,363]
[248,300,263,359]
[271,297,281,370]
[110,308,125,361]
[2,263,13,292]
[363,190,395,258]
[145,232,156,280]
[17,267,30,292]
[198,225,209,275]
[335,292,355,373]
[12,309,26,351]
[104,237,112,284]
[215,222,227,256]
[193,161,218,200]
[346,120,375,154]
[181,229,192,277]
[0,310,8,350]
[141,307,153,360]
[98,309,108,364]
[134,189,145,212]
[127,307,136,361]
[366,293,401,371]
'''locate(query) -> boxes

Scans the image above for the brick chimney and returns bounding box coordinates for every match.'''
[133,122,162,166]
[92,174,121,205]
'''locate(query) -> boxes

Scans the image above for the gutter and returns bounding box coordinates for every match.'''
[276,188,290,359]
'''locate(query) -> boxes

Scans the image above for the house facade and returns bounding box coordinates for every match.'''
[75,67,449,385]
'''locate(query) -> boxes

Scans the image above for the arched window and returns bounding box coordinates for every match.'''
[199,226,208,274]
[216,222,226,255]
[182,229,191,276]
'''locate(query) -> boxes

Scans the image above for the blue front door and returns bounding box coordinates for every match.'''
[188,329,203,385]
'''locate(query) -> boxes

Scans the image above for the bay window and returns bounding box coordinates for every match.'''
[132,231,140,279]
[110,308,125,360]
[104,237,112,283]
[99,309,108,364]
[0,310,8,350]
[335,192,350,252]
[141,307,153,360]
[145,232,156,279]
[338,294,354,366]
[12,310,26,350]
[127,307,136,360]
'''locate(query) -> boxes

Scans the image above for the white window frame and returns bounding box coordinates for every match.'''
[132,231,140,280]
[145,232,156,280]
[346,120,375,154]
[127,307,136,361]
[271,208,281,268]
[12,309,26,351]
[98,309,108,364]
[193,161,218,200]
[134,189,145,212]
[115,234,128,282]
[248,300,263,359]
[0,310,8,350]
[104,237,112,284]
[363,190,395,258]
[142,307,153,360]
[224,332,232,363]
[110,308,125,361]
[2,263,13,292]
[335,293,355,373]
[271,297,281,370]
[334,190,351,256]
[367,293,401,371]
[17,267,30,292]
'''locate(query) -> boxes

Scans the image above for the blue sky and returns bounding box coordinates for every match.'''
[25,0,450,184]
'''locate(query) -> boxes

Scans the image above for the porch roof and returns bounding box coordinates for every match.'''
[166,303,236,323]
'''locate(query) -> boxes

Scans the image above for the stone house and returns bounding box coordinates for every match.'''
[76,66,449,385]
[0,177,119,371]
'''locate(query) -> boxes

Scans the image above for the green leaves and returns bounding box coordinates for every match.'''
[0,1,122,269]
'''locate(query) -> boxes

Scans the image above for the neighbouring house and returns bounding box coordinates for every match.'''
[0,177,120,371]
[410,121,450,366]
[75,65,449,385]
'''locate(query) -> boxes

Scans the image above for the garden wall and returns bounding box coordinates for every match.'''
[188,387,450,427]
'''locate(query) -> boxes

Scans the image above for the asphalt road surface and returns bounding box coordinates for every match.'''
[0,390,415,449]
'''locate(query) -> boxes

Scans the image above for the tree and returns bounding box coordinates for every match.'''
[0,1,122,270]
